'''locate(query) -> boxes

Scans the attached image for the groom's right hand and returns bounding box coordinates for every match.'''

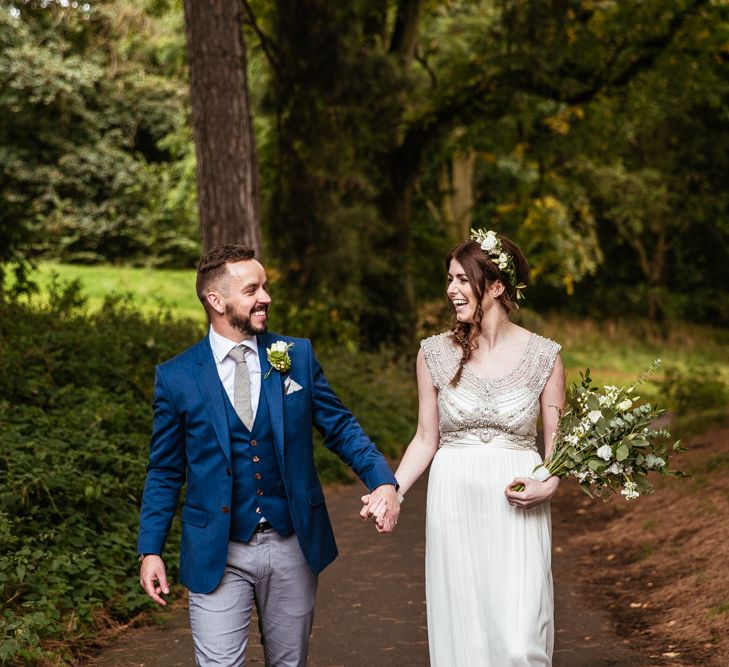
[140,555,170,606]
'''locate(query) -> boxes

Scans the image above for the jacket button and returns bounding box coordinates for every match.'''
[255,473,262,480]
[252,456,260,463]
[256,489,264,496]
[255,507,262,514]
[250,439,257,446]
[222,506,230,514]
[226,468,232,476]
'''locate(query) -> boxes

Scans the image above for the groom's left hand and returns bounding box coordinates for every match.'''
[360,484,400,533]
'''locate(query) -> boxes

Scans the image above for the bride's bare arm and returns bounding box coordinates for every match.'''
[393,349,441,495]
[360,349,440,521]
[504,353,565,508]
[541,353,566,461]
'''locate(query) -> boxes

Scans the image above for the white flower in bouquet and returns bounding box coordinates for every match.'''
[597,444,613,461]
[588,410,603,424]
[621,480,640,500]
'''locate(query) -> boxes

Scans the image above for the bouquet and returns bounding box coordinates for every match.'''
[513,360,685,500]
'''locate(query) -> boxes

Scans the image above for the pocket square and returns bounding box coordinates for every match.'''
[284,377,303,395]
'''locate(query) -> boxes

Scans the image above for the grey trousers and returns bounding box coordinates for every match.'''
[188,531,318,667]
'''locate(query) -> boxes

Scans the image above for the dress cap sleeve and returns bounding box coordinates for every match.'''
[420,332,460,389]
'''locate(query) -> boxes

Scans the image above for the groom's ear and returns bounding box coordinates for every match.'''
[206,290,226,316]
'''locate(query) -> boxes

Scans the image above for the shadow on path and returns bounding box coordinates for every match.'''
[89,475,646,666]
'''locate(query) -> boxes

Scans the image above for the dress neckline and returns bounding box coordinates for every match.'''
[461,332,536,386]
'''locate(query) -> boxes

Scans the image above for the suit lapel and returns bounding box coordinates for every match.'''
[258,333,286,478]
[194,338,232,465]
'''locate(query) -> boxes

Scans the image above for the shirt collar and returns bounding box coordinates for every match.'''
[208,325,258,364]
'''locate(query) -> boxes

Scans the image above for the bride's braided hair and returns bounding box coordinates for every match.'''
[447,235,529,386]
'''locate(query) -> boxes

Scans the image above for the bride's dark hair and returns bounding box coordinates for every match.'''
[447,235,529,386]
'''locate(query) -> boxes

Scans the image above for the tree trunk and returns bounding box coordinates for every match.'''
[646,223,668,330]
[440,149,476,243]
[183,0,261,255]
[390,0,424,63]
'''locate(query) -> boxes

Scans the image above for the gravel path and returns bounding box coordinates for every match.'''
[88,474,646,666]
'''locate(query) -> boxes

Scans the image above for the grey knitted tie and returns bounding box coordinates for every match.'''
[228,345,254,430]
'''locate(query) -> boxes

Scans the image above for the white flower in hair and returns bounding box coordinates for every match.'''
[469,228,527,304]
[481,231,498,251]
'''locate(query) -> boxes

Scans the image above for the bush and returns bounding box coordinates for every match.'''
[660,365,729,416]
[661,365,729,434]
[0,284,201,663]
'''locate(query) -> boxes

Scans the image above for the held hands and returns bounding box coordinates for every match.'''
[504,475,560,510]
[139,555,170,606]
[359,484,400,533]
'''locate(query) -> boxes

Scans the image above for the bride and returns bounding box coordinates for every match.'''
[364,231,564,666]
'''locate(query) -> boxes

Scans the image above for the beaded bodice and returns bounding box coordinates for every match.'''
[421,332,561,451]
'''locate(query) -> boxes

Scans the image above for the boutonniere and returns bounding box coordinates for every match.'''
[264,341,294,380]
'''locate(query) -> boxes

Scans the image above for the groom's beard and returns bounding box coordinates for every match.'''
[225,303,268,335]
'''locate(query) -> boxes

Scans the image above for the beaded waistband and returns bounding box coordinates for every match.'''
[439,431,537,452]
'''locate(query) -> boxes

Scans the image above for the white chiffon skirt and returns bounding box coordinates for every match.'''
[426,439,553,666]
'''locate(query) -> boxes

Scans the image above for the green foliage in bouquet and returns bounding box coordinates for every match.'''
[514,361,686,500]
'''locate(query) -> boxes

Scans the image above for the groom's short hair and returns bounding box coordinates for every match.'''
[196,244,257,312]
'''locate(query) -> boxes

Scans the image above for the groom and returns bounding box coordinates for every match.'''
[137,244,400,666]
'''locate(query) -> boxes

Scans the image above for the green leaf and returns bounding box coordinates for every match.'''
[578,483,595,499]
[616,444,630,461]
[588,458,605,472]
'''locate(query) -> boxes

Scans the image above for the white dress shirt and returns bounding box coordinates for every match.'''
[208,326,261,419]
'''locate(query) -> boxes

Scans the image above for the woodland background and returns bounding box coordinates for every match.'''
[0,0,728,664]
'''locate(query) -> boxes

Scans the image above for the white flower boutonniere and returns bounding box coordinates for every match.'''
[265,341,294,380]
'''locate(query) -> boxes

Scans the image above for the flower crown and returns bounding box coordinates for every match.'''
[470,228,526,302]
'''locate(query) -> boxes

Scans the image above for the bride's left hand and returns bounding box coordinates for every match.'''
[504,476,560,509]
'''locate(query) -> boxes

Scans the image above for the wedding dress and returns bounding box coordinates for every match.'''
[421,331,560,666]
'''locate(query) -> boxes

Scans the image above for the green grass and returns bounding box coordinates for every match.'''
[536,313,729,405]
[28,262,204,321]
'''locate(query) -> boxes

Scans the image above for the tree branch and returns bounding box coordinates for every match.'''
[240,0,281,72]
[522,0,711,105]
[389,0,423,63]
[390,0,710,184]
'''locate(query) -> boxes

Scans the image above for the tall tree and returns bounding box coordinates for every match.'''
[183,0,261,254]
[257,0,712,347]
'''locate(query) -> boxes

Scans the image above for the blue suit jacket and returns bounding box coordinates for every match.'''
[137,331,397,594]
